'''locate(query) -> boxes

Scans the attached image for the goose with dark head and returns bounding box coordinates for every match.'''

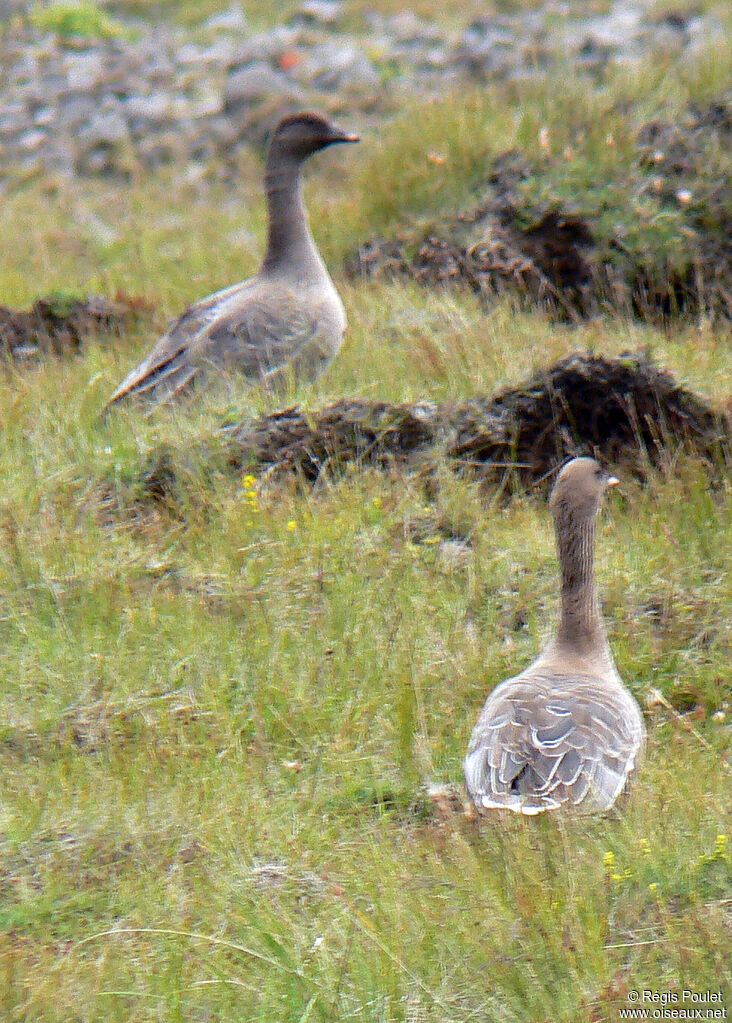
[106,111,359,407]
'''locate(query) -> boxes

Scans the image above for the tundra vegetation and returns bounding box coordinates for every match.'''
[0,0,729,1020]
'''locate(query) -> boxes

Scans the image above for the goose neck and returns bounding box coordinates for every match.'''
[554,512,608,656]
[262,154,319,274]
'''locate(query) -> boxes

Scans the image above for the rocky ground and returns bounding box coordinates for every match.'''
[0,0,727,183]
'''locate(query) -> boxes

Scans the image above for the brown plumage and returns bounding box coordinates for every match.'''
[106,112,359,408]
[464,457,645,815]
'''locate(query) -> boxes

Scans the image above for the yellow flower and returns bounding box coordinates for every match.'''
[648,882,658,893]
[243,473,257,489]
[287,520,297,531]
[372,496,382,509]
[603,851,616,870]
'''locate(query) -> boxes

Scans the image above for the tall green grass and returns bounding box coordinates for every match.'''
[0,22,730,1023]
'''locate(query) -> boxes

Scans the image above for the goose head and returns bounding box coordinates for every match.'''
[269,111,359,163]
[549,457,619,523]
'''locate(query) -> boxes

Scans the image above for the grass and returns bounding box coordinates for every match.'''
[101,0,731,31]
[346,54,732,321]
[29,1,132,40]
[102,0,604,31]
[0,15,731,1023]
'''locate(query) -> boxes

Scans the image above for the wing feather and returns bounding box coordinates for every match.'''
[464,668,645,815]
[106,276,345,407]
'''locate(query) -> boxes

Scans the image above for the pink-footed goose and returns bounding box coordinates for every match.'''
[106,111,358,407]
[465,457,645,815]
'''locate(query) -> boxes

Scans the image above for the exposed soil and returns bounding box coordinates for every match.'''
[348,100,732,322]
[352,204,601,321]
[207,351,728,489]
[0,292,154,359]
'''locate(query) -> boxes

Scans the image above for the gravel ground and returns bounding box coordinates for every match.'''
[0,0,726,184]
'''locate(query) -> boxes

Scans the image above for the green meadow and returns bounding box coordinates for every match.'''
[0,5,730,1021]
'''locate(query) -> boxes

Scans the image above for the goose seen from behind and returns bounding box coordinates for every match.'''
[465,457,645,815]
[106,111,359,407]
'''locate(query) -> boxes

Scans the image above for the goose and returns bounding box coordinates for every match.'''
[106,111,359,407]
[464,457,645,815]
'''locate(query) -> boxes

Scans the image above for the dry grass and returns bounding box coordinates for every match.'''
[0,12,730,1022]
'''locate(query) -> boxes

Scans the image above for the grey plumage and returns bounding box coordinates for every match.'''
[464,457,645,815]
[106,111,358,408]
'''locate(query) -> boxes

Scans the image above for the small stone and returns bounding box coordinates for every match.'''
[56,93,97,129]
[198,37,236,66]
[63,51,106,92]
[190,88,224,119]
[176,42,204,65]
[583,5,642,48]
[16,128,46,152]
[229,27,300,67]
[224,61,304,113]
[33,105,56,127]
[78,104,130,149]
[388,10,441,43]
[297,0,345,26]
[203,6,248,33]
[136,131,186,168]
[306,41,380,91]
[0,103,29,137]
[123,92,172,125]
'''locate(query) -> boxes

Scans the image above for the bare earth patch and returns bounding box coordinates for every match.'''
[223,351,728,484]
[120,352,728,511]
[349,99,732,322]
[0,292,154,359]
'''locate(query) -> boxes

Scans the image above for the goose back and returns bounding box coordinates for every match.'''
[464,457,645,815]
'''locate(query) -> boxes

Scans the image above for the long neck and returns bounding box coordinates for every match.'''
[261,149,321,275]
[553,511,609,658]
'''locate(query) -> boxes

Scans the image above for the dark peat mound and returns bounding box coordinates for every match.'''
[218,350,728,488]
[348,98,732,323]
[0,293,153,360]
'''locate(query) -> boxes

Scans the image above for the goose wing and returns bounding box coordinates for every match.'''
[464,671,645,814]
[198,284,345,387]
[105,279,251,407]
[106,279,343,407]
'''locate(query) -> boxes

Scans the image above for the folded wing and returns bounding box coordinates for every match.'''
[464,671,645,815]
[106,279,344,407]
